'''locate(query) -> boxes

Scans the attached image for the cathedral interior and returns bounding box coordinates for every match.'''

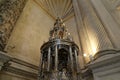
[0,0,120,80]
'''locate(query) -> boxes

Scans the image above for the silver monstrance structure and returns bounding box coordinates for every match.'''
[39,18,80,80]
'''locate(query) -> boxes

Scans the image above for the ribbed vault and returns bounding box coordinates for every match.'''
[34,0,74,22]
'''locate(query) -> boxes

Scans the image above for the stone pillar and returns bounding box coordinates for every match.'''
[73,0,114,59]
[0,0,27,51]
[73,0,95,64]
[90,0,120,49]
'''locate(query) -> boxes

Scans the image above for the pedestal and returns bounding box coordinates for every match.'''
[89,51,120,80]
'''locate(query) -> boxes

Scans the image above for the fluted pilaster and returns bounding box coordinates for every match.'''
[73,0,114,62]
[0,0,27,51]
[90,0,120,49]
[73,0,91,64]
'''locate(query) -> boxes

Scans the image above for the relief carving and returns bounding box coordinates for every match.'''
[0,0,27,51]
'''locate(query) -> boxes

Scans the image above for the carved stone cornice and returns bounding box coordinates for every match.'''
[88,51,120,79]
[0,0,28,51]
[0,51,11,70]
[0,51,38,79]
[89,53,120,69]
[4,66,37,79]
[94,49,118,59]
[88,50,120,80]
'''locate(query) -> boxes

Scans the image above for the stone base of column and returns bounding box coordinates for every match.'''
[89,51,120,80]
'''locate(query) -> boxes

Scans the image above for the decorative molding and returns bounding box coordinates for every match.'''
[89,52,120,69]
[73,0,114,64]
[0,51,38,79]
[0,0,28,51]
[4,66,37,79]
[91,0,120,49]
[89,52,120,80]
[94,49,118,60]
[11,58,38,70]
[0,51,11,70]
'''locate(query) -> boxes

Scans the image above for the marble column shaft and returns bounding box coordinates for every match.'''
[0,0,27,51]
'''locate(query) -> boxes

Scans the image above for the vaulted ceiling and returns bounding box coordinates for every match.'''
[34,0,74,22]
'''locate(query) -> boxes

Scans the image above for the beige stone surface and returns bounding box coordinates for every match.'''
[1,0,120,80]
[5,0,54,66]
[91,0,120,49]
[0,72,36,80]
[4,0,80,67]
[65,17,80,49]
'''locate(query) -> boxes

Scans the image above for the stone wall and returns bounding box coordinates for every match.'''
[0,0,27,51]
[0,72,36,80]
[4,0,80,67]
[90,0,120,49]
[0,0,80,79]
[4,0,54,66]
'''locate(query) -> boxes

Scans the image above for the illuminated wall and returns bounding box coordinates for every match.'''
[73,0,116,63]
[4,0,80,66]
